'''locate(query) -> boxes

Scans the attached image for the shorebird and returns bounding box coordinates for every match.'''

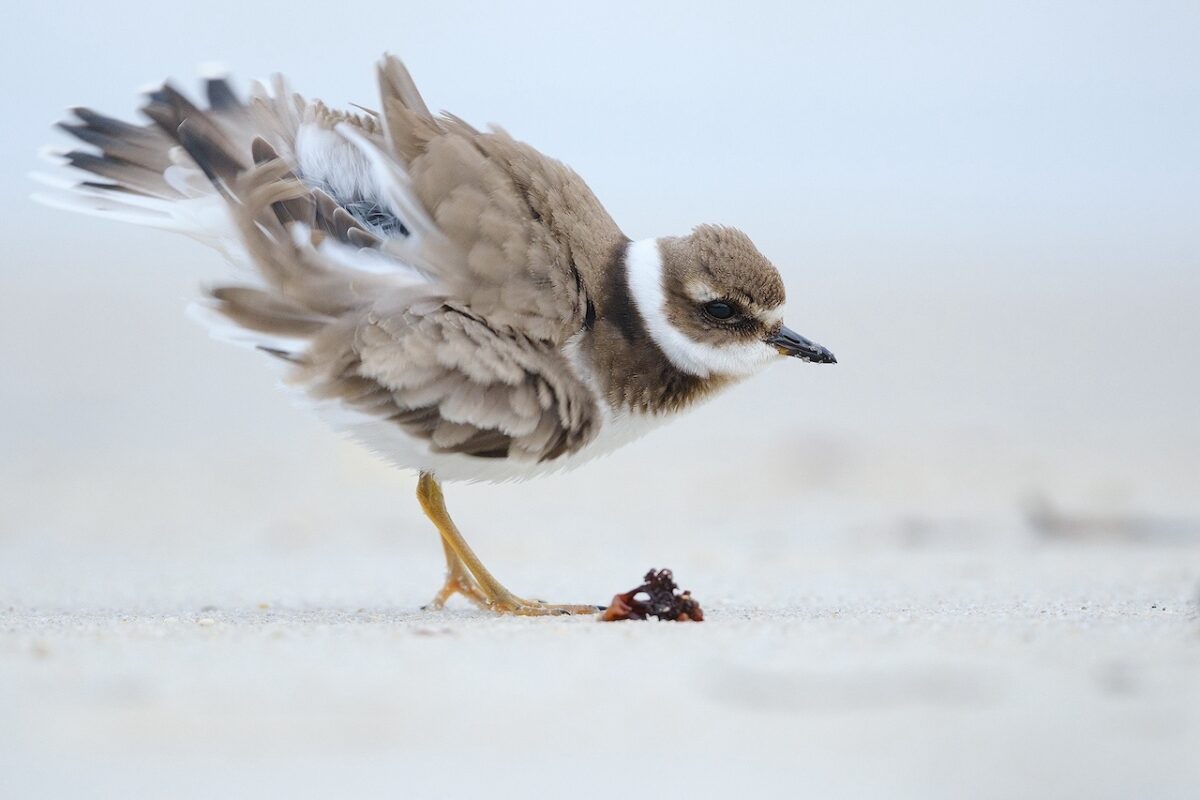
[37,56,836,615]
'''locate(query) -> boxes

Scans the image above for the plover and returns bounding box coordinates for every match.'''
[37,56,836,615]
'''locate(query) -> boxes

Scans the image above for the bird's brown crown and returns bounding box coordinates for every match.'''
[658,225,787,348]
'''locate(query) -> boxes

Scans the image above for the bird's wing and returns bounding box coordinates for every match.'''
[37,73,411,281]
[302,298,602,464]
[38,65,603,467]
[361,55,626,344]
[209,154,601,465]
[40,55,625,346]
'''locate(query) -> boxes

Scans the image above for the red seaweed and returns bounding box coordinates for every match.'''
[600,568,704,622]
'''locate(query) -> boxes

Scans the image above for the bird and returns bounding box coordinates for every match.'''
[36,55,836,616]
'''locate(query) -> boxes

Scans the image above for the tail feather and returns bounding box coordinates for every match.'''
[60,149,170,196]
[210,286,330,339]
[38,62,439,371]
[184,299,314,359]
[55,121,172,175]
[205,77,241,112]
[71,106,161,142]
[176,117,247,183]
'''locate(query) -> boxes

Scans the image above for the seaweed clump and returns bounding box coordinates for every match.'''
[600,568,704,622]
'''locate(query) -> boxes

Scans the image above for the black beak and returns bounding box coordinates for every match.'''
[766,325,837,364]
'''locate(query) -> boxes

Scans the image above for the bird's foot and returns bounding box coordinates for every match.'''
[416,473,603,617]
[483,591,603,617]
[423,571,490,611]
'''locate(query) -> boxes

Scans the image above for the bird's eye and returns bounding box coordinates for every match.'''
[703,301,736,320]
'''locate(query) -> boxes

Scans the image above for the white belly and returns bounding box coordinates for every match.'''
[331,403,669,483]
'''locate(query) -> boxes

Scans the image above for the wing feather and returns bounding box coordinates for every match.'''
[38,55,614,474]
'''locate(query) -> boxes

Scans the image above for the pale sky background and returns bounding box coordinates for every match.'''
[1,0,1198,541]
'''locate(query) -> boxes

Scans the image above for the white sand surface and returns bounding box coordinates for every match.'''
[3,451,1198,798]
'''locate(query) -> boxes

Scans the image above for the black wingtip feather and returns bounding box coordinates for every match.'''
[142,83,205,137]
[206,78,241,111]
[57,121,122,153]
[256,346,303,363]
[64,150,118,172]
[80,180,139,194]
[69,107,152,140]
[176,118,242,182]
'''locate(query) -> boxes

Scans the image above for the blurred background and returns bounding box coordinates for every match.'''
[1,2,1197,798]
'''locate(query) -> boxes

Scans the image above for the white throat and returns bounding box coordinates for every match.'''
[624,238,780,378]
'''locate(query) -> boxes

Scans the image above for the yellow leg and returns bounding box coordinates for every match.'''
[416,472,600,616]
[423,535,491,610]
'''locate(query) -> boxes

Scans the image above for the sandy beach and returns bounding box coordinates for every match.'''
[3,431,1198,798]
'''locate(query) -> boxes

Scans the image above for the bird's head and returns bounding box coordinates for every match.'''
[626,225,835,378]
